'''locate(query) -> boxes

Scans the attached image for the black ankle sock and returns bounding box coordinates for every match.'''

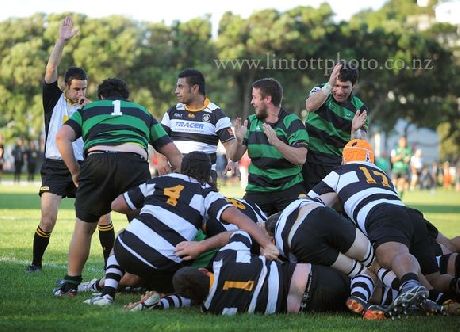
[32,226,51,266]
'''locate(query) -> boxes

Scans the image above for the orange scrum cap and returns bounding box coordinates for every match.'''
[342,139,375,164]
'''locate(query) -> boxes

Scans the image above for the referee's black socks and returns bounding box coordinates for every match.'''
[32,225,51,267]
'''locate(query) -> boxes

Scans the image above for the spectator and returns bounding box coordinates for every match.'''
[0,135,4,182]
[12,138,25,182]
[25,140,39,182]
[390,136,412,197]
[409,148,423,191]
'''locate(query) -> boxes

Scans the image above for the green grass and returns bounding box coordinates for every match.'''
[0,182,459,331]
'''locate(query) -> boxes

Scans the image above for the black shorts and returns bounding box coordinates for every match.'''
[290,207,356,266]
[392,169,409,180]
[366,204,438,274]
[244,183,306,216]
[301,265,349,312]
[75,152,150,223]
[114,234,178,293]
[302,153,340,192]
[39,159,81,198]
[406,207,443,256]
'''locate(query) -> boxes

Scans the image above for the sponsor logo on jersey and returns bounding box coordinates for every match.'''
[202,114,211,123]
[175,121,204,129]
[173,113,183,118]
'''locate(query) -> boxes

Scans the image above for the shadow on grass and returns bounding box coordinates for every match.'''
[0,194,75,209]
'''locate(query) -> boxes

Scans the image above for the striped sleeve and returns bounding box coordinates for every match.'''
[123,181,155,210]
[204,191,233,223]
[308,170,339,197]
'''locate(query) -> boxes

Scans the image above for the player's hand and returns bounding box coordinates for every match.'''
[352,109,367,133]
[79,97,91,106]
[71,171,80,188]
[234,118,247,143]
[156,154,172,175]
[261,243,279,260]
[60,16,79,42]
[263,124,281,147]
[328,63,342,87]
[175,241,204,260]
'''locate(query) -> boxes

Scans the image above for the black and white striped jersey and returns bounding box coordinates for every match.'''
[273,198,324,261]
[203,231,295,315]
[308,161,403,235]
[161,100,235,170]
[42,81,84,160]
[118,173,232,272]
[204,198,267,237]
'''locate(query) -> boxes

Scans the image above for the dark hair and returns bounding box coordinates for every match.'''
[181,151,211,185]
[338,61,359,85]
[64,67,88,85]
[265,212,281,236]
[97,78,130,100]
[178,69,206,95]
[252,78,283,106]
[173,267,210,303]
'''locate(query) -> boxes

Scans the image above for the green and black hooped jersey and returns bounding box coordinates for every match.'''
[66,99,172,154]
[243,108,309,193]
[305,84,368,165]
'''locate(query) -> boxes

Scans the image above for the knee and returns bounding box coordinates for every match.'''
[40,213,57,232]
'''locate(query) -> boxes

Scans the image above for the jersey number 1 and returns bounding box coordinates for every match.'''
[110,100,122,116]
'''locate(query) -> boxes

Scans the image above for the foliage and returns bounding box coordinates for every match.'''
[0,0,458,158]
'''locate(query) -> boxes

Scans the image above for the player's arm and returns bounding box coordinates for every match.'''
[222,206,279,260]
[263,123,307,165]
[158,142,182,173]
[56,124,79,186]
[176,232,233,260]
[45,16,79,84]
[111,194,131,214]
[222,138,237,163]
[232,117,248,161]
[305,63,341,112]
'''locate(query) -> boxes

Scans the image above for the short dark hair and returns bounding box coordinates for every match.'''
[64,67,87,85]
[264,212,281,236]
[180,151,211,185]
[173,267,210,303]
[97,78,130,100]
[338,61,359,85]
[252,78,283,106]
[178,68,206,95]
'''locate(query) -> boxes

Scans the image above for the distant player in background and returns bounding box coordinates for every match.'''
[391,136,412,196]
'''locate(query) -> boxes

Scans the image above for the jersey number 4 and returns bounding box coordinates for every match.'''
[164,185,185,206]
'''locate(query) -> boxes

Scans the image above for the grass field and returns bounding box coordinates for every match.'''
[0,182,459,331]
